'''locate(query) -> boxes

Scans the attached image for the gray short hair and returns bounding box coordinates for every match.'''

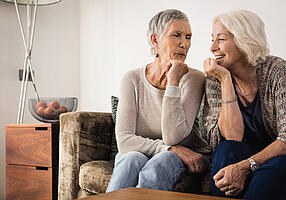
[147,9,189,55]
[214,10,269,66]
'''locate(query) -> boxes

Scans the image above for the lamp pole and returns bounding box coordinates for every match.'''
[1,0,61,123]
[14,0,40,124]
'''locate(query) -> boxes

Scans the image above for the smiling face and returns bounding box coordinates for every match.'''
[210,20,246,69]
[155,20,192,62]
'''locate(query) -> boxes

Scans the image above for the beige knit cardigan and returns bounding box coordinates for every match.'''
[203,56,286,150]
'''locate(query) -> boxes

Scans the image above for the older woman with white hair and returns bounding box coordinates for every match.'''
[203,10,286,199]
[106,9,211,192]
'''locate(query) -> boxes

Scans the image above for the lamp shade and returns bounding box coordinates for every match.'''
[0,0,61,6]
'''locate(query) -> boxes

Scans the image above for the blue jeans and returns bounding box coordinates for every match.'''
[106,151,186,192]
[211,140,286,200]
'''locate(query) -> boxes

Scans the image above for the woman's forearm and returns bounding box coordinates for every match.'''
[116,130,170,157]
[237,139,286,173]
[218,74,244,140]
[250,139,286,165]
[162,71,204,145]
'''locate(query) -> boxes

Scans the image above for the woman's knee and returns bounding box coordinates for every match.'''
[214,140,242,155]
[213,140,254,161]
[137,151,185,190]
[115,151,149,169]
[146,151,185,171]
[259,155,286,174]
[211,140,254,177]
[151,151,183,166]
[141,151,185,175]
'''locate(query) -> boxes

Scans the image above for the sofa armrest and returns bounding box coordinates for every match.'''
[58,111,113,200]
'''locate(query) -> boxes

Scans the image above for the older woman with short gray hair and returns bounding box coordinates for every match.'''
[106,9,210,192]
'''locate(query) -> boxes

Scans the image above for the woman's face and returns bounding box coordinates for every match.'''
[210,20,246,68]
[156,20,192,62]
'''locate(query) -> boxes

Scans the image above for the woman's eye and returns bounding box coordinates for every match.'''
[173,33,181,37]
[186,35,191,40]
[218,38,225,42]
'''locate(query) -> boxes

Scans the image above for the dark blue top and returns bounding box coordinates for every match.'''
[236,90,273,152]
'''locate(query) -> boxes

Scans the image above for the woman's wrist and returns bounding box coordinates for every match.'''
[220,71,232,85]
[238,160,252,174]
[220,72,236,102]
[168,146,176,151]
[221,95,237,104]
[167,79,179,86]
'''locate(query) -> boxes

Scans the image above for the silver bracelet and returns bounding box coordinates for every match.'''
[221,95,237,104]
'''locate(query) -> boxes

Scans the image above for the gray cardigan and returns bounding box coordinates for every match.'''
[203,56,286,150]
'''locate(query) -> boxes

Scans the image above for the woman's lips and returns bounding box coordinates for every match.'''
[215,55,225,60]
[177,53,186,57]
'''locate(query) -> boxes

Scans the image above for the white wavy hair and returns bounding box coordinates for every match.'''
[214,10,269,66]
[147,9,189,56]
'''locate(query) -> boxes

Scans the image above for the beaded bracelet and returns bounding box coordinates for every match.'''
[221,95,237,104]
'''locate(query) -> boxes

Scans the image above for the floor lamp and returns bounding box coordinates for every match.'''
[0,0,61,124]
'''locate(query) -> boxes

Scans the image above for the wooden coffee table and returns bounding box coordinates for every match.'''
[79,187,233,200]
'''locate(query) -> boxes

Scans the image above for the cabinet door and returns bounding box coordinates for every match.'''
[6,164,52,200]
[6,126,51,167]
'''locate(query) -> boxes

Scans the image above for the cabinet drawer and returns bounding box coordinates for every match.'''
[6,126,52,167]
[6,164,52,200]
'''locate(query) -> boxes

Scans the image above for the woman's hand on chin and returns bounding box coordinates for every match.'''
[203,58,230,82]
[165,60,189,86]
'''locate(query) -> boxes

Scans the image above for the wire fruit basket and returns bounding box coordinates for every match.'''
[28,97,78,123]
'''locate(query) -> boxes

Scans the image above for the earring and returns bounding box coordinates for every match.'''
[155,50,159,58]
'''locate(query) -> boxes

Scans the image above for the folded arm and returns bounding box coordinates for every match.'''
[161,69,205,145]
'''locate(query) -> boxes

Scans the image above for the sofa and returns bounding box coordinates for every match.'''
[58,101,211,199]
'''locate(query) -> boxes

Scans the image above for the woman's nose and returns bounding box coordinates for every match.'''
[210,41,218,52]
[180,38,189,49]
[179,43,185,48]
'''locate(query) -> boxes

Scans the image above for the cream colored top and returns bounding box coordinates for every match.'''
[116,65,205,157]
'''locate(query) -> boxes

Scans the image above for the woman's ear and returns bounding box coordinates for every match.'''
[150,33,159,48]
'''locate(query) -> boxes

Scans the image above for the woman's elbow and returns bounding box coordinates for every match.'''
[163,138,175,146]
[224,133,243,142]
[221,125,244,142]
[162,130,185,146]
[162,134,177,146]
[225,136,243,142]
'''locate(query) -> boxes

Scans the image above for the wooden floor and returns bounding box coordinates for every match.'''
[79,187,234,200]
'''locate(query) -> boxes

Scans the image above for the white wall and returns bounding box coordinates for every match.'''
[1,0,286,198]
[0,0,79,199]
[79,0,286,112]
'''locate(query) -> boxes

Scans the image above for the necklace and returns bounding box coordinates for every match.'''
[234,82,251,105]
[233,71,257,105]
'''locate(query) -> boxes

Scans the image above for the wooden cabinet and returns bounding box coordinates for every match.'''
[6,124,59,200]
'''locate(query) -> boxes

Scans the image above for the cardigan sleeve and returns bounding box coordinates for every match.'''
[274,65,286,143]
[203,76,223,150]
[161,69,205,146]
